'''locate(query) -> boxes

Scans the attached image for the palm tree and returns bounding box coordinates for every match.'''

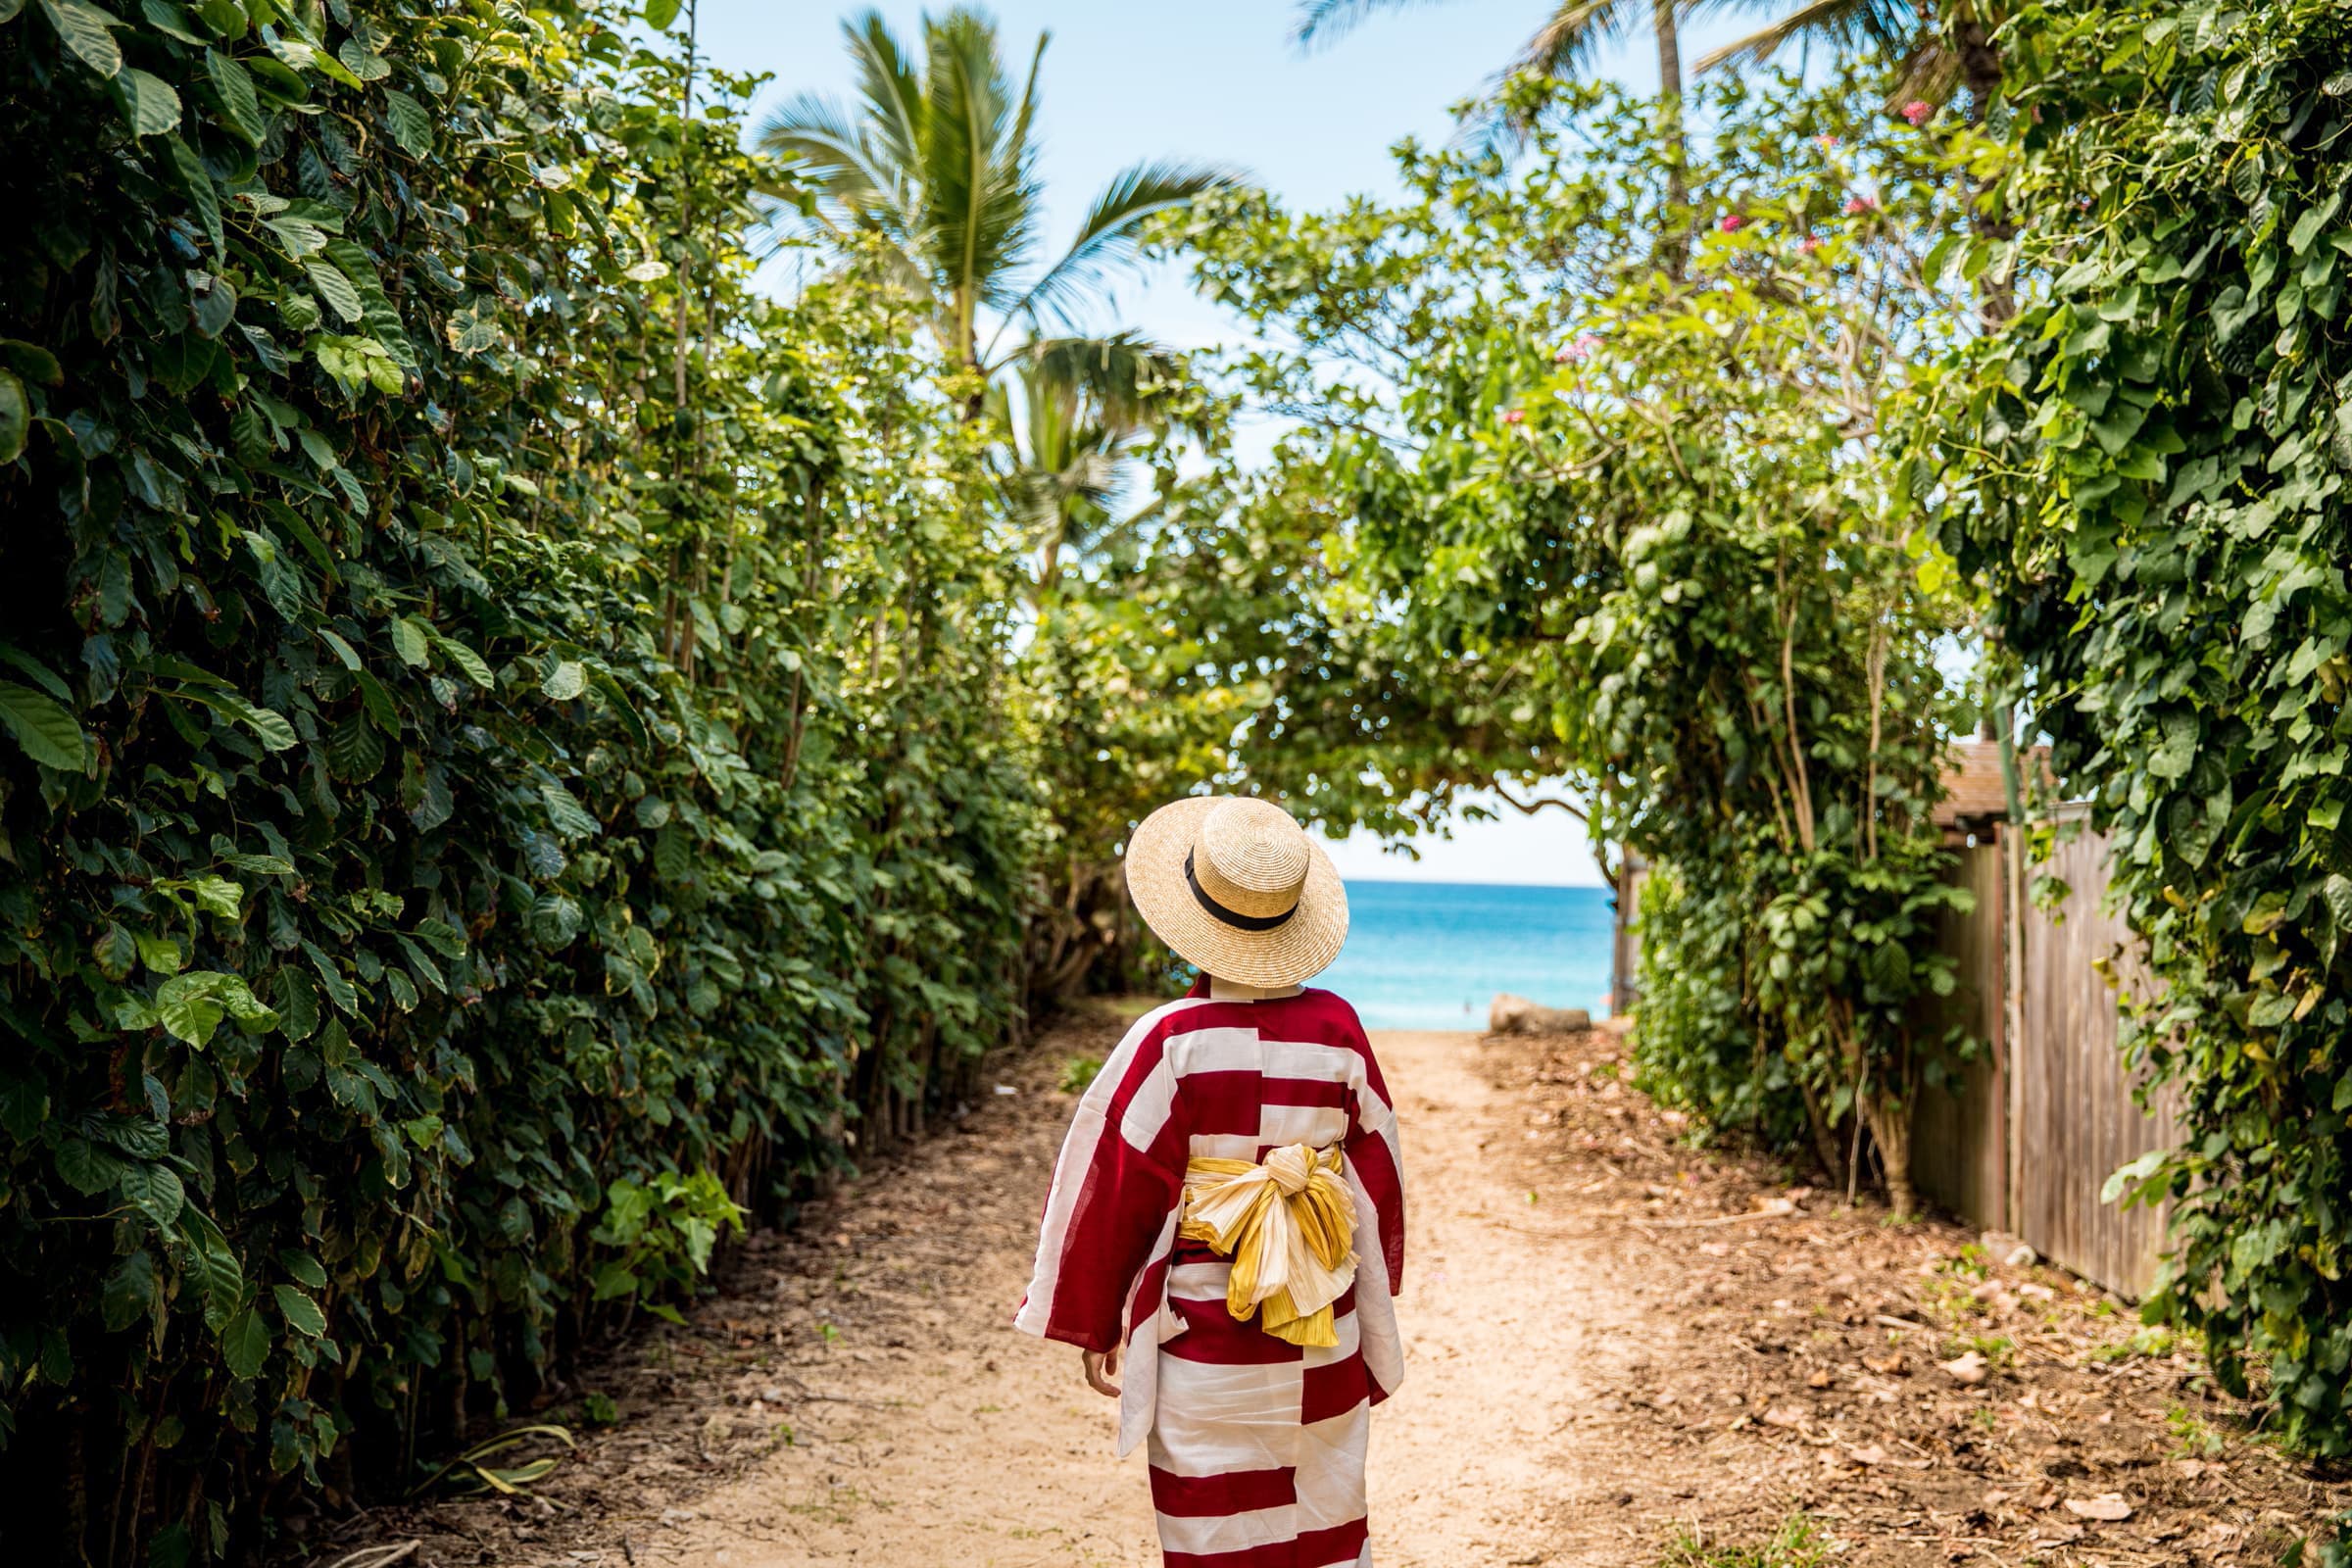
[1294,1,1929,124]
[1692,2,2000,112]
[759,8,1240,415]
[1295,1,1934,271]
[990,336,1193,602]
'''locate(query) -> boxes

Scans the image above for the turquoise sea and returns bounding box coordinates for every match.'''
[1314,880,1618,1033]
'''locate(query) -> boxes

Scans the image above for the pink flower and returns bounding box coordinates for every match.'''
[1798,235,1820,255]
[1556,333,1602,364]
[1817,134,1839,150]
[1504,408,1525,425]
[1900,99,1935,126]
[1843,194,1878,216]
[1718,213,1747,232]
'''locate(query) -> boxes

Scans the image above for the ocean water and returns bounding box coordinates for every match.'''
[1313,880,1617,1033]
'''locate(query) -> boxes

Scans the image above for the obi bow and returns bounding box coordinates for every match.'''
[1179,1143,1357,1348]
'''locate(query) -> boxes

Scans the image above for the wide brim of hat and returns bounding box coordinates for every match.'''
[1124,796,1349,990]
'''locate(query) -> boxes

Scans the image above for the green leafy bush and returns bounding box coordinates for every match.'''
[1912,0,2352,1457]
[0,0,1037,1555]
[1162,67,1980,1208]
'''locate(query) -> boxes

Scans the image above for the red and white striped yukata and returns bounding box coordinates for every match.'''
[1014,977,1407,1568]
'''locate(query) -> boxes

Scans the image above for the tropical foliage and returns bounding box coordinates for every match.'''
[1909,0,2352,1456]
[0,0,1038,1557]
[1156,66,1984,1209]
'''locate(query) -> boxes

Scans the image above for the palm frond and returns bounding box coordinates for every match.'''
[1689,0,1924,75]
[1017,334,1194,437]
[1291,0,1457,50]
[841,9,926,180]
[753,93,898,227]
[1512,0,1641,81]
[922,8,1043,335]
[1005,161,1243,334]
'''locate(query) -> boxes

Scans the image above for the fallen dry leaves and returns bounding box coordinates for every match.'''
[1486,1021,2351,1566]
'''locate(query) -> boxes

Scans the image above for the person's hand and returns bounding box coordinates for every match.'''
[1082,1346,1122,1397]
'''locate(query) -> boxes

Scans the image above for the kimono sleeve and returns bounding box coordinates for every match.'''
[1012,1006,1188,1353]
[1346,1024,1406,1294]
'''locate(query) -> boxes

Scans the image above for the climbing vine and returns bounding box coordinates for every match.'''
[0,0,1037,1557]
[1911,0,2352,1457]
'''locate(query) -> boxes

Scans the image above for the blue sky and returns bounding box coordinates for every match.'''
[706,2,1779,885]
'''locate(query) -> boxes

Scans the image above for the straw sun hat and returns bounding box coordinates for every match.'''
[1124,796,1349,990]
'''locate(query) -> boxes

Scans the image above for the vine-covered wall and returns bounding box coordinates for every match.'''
[1916,0,2352,1458]
[0,0,1038,1557]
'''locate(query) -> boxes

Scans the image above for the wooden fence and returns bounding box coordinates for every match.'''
[1911,814,2182,1298]
[1607,812,2179,1297]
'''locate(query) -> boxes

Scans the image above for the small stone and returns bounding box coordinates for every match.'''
[2064,1493,2133,1522]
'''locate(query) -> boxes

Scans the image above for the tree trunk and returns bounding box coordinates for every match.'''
[1653,0,1689,280]
[1956,9,2015,328]
[1864,1087,1917,1220]
[1798,1075,1847,1191]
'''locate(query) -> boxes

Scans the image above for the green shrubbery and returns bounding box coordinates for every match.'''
[1913,0,2352,1455]
[0,0,1036,1555]
[1166,68,1981,1214]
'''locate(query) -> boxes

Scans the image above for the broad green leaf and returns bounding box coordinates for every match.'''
[431,631,494,687]
[0,340,62,386]
[540,780,600,840]
[2148,711,2199,780]
[447,309,498,355]
[2325,873,2352,932]
[326,710,385,780]
[119,1162,185,1228]
[303,941,358,1013]
[382,88,432,159]
[354,668,400,732]
[542,660,587,701]
[278,1250,327,1290]
[220,1307,270,1380]
[182,689,297,751]
[271,1283,325,1338]
[167,135,223,252]
[0,369,26,465]
[116,67,181,136]
[166,874,242,919]
[204,47,264,143]
[91,922,137,980]
[644,0,680,27]
[153,970,276,1048]
[55,1138,125,1196]
[271,966,318,1041]
[390,615,430,666]
[152,973,227,1047]
[175,1208,244,1325]
[306,261,365,323]
[40,0,122,78]
[0,680,87,770]
[413,917,466,958]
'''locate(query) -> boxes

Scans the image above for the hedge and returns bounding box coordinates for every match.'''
[1914,0,2352,1457]
[0,0,1037,1557]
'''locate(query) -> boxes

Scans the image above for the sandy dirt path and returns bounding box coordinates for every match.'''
[342,1011,2346,1568]
[671,1027,1656,1567]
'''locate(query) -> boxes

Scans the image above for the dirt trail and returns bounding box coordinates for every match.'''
[342,1009,2347,1568]
[670,1027,1659,1567]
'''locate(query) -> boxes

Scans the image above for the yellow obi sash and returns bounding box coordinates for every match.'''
[1179,1143,1358,1348]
